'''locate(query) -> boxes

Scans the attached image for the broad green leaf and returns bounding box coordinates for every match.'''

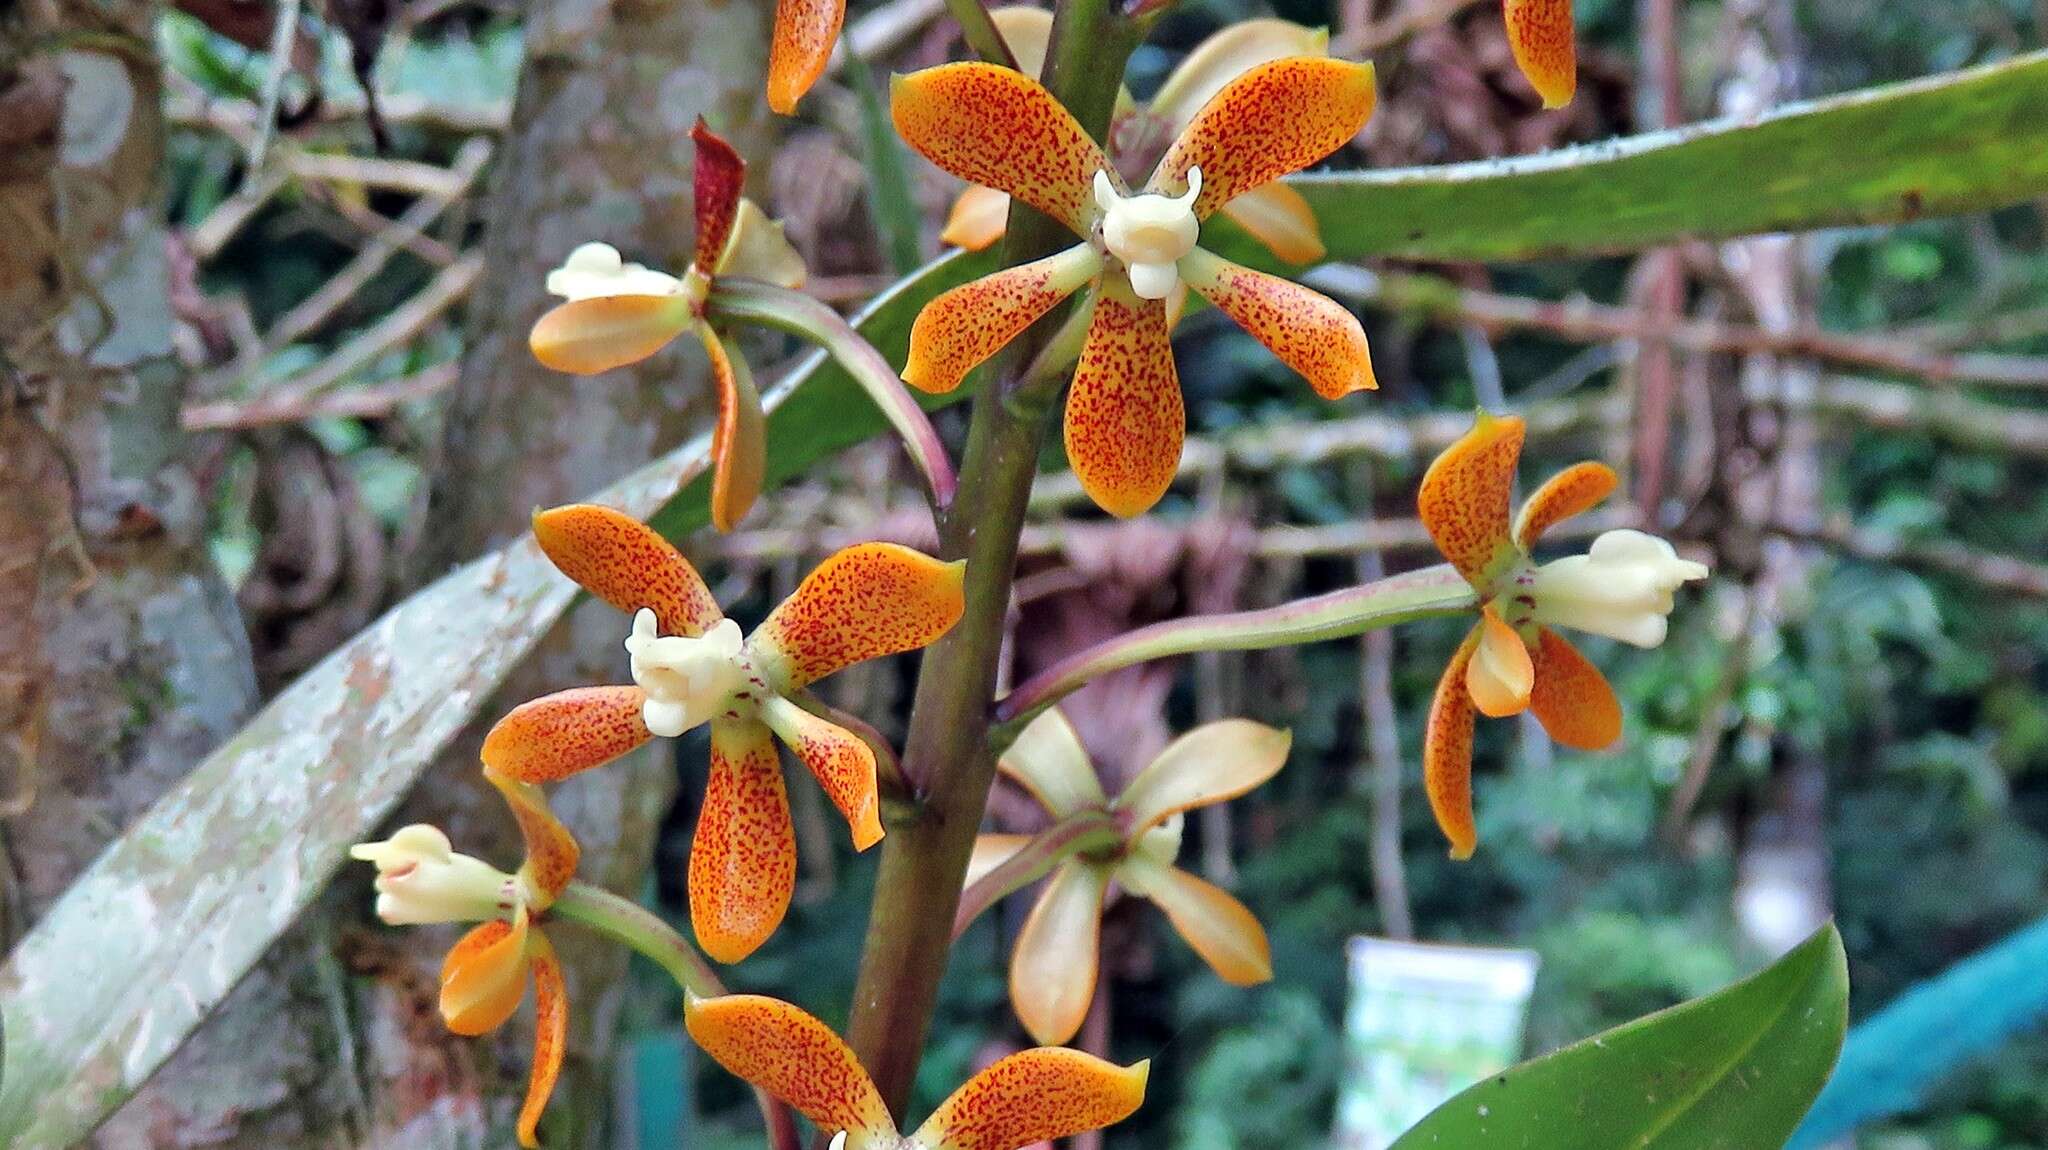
[1212,49,2048,266]
[1789,914,2048,1148]
[1390,924,1849,1150]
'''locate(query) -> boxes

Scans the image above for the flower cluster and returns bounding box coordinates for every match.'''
[347,3,1644,1144]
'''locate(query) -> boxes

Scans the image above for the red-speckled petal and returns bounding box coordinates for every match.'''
[701,326,766,532]
[1219,182,1326,265]
[689,719,798,964]
[912,1046,1150,1150]
[440,915,529,1036]
[485,769,580,906]
[1530,627,1622,750]
[1062,283,1182,518]
[1179,248,1374,399]
[683,994,898,1145]
[767,0,845,114]
[1416,411,1524,589]
[517,930,568,1149]
[692,120,746,272]
[903,245,1100,394]
[1152,57,1375,217]
[529,295,694,375]
[1513,460,1617,549]
[1504,0,1577,109]
[891,63,1112,236]
[1009,861,1108,1045]
[531,504,723,636]
[748,542,967,690]
[941,185,1013,251]
[1424,630,1481,861]
[482,685,654,783]
[759,695,883,852]
[1466,606,1534,719]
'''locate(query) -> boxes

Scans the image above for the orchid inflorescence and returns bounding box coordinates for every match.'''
[347,2,1701,1146]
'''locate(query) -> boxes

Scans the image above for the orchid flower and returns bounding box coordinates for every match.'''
[686,993,1149,1149]
[1503,0,1577,109]
[892,54,1379,517]
[970,711,1289,1044]
[529,120,806,531]
[350,771,580,1147]
[940,11,1330,269]
[1417,411,1706,858]
[481,503,965,963]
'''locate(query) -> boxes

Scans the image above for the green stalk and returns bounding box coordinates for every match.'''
[952,811,1123,938]
[840,0,1147,1116]
[992,564,1478,737]
[550,884,800,1150]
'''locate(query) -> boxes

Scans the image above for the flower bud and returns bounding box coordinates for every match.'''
[350,825,513,926]
[1529,529,1709,648]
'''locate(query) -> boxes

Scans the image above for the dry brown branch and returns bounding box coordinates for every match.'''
[183,253,482,429]
[266,137,492,349]
[181,362,457,430]
[1329,0,1491,57]
[1773,518,2048,598]
[1323,268,2048,391]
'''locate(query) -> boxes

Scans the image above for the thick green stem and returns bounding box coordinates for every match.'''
[840,0,1145,1116]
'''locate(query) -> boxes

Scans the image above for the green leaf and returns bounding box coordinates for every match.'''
[1210,50,2048,265]
[1390,924,1850,1150]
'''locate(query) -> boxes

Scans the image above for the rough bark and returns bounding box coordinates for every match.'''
[0,9,359,1145]
[370,0,775,1143]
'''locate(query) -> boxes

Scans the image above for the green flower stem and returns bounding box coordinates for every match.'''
[992,564,1478,736]
[790,687,911,800]
[839,0,1147,1117]
[550,884,800,1150]
[952,811,1123,939]
[709,278,957,511]
[940,0,1022,71]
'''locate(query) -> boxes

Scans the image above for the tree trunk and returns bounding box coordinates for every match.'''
[368,0,775,1143]
[0,11,361,1146]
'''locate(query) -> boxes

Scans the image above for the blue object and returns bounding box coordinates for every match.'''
[1789,915,2048,1147]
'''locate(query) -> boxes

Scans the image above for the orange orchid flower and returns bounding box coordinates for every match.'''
[481,504,964,963]
[528,120,805,531]
[685,993,1150,1149]
[1503,0,1576,109]
[351,771,580,1147]
[1416,412,1706,858]
[971,711,1289,1044]
[892,55,1379,518]
[940,11,1330,268]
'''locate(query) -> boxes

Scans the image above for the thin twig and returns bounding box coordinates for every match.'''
[1313,268,2048,391]
[266,138,493,350]
[182,362,457,430]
